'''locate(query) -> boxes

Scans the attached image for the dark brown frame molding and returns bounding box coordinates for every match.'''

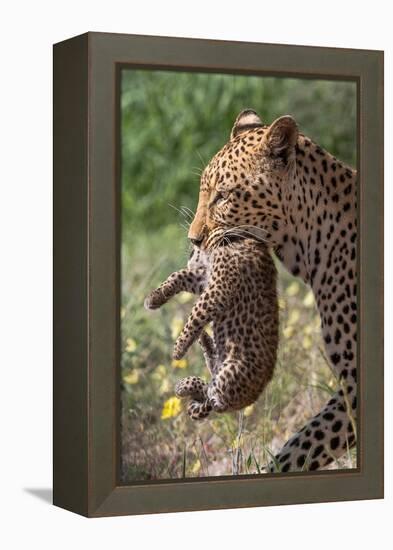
[53,32,384,517]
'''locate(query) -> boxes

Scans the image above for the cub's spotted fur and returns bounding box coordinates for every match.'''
[145,239,278,419]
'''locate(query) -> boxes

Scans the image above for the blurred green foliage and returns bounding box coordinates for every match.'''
[120,70,357,481]
[121,70,356,233]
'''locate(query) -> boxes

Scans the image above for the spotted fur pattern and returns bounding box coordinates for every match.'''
[145,240,278,419]
[188,110,357,471]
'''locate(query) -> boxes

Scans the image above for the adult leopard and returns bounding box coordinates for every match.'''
[188,110,357,472]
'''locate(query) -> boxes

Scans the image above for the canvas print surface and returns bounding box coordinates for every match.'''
[119,69,357,482]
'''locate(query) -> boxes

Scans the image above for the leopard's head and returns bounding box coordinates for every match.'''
[188,110,298,249]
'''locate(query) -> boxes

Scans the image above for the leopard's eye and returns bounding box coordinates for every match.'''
[210,190,229,207]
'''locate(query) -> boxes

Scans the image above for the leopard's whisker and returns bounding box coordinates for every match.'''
[168,203,188,216]
[222,236,236,251]
[179,208,194,222]
[223,224,268,237]
[210,229,237,252]
[191,167,204,178]
[196,150,207,169]
[222,225,269,244]
[168,203,193,222]
[225,230,269,244]
[180,205,196,217]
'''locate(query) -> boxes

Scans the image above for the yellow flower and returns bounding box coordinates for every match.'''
[159,379,170,395]
[283,325,294,339]
[125,338,137,353]
[161,396,182,419]
[171,317,184,339]
[244,404,254,417]
[303,291,315,308]
[177,292,193,304]
[232,435,244,449]
[123,370,139,385]
[171,358,188,369]
[191,459,201,473]
[286,281,300,297]
[287,309,300,325]
[278,297,286,310]
[302,335,312,350]
[152,364,167,381]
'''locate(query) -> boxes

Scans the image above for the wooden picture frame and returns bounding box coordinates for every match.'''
[53,32,384,517]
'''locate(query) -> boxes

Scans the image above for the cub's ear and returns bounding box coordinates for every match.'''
[230,109,263,140]
[266,115,298,161]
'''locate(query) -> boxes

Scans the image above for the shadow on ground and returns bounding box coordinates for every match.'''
[24,488,52,504]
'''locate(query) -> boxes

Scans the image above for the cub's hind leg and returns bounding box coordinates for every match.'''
[175,376,212,420]
[207,362,243,413]
[173,270,234,360]
[198,330,218,375]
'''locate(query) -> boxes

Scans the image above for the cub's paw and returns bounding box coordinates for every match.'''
[172,338,187,360]
[144,289,165,310]
[187,399,212,420]
[175,376,207,400]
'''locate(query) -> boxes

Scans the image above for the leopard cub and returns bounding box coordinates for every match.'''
[144,239,279,420]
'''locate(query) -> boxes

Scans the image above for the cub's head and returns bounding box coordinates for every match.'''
[188,110,298,249]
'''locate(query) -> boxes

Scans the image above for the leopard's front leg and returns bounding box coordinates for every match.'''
[144,269,204,310]
[268,383,357,473]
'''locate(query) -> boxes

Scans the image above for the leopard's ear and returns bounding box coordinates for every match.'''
[265,115,298,162]
[230,109,263,139]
